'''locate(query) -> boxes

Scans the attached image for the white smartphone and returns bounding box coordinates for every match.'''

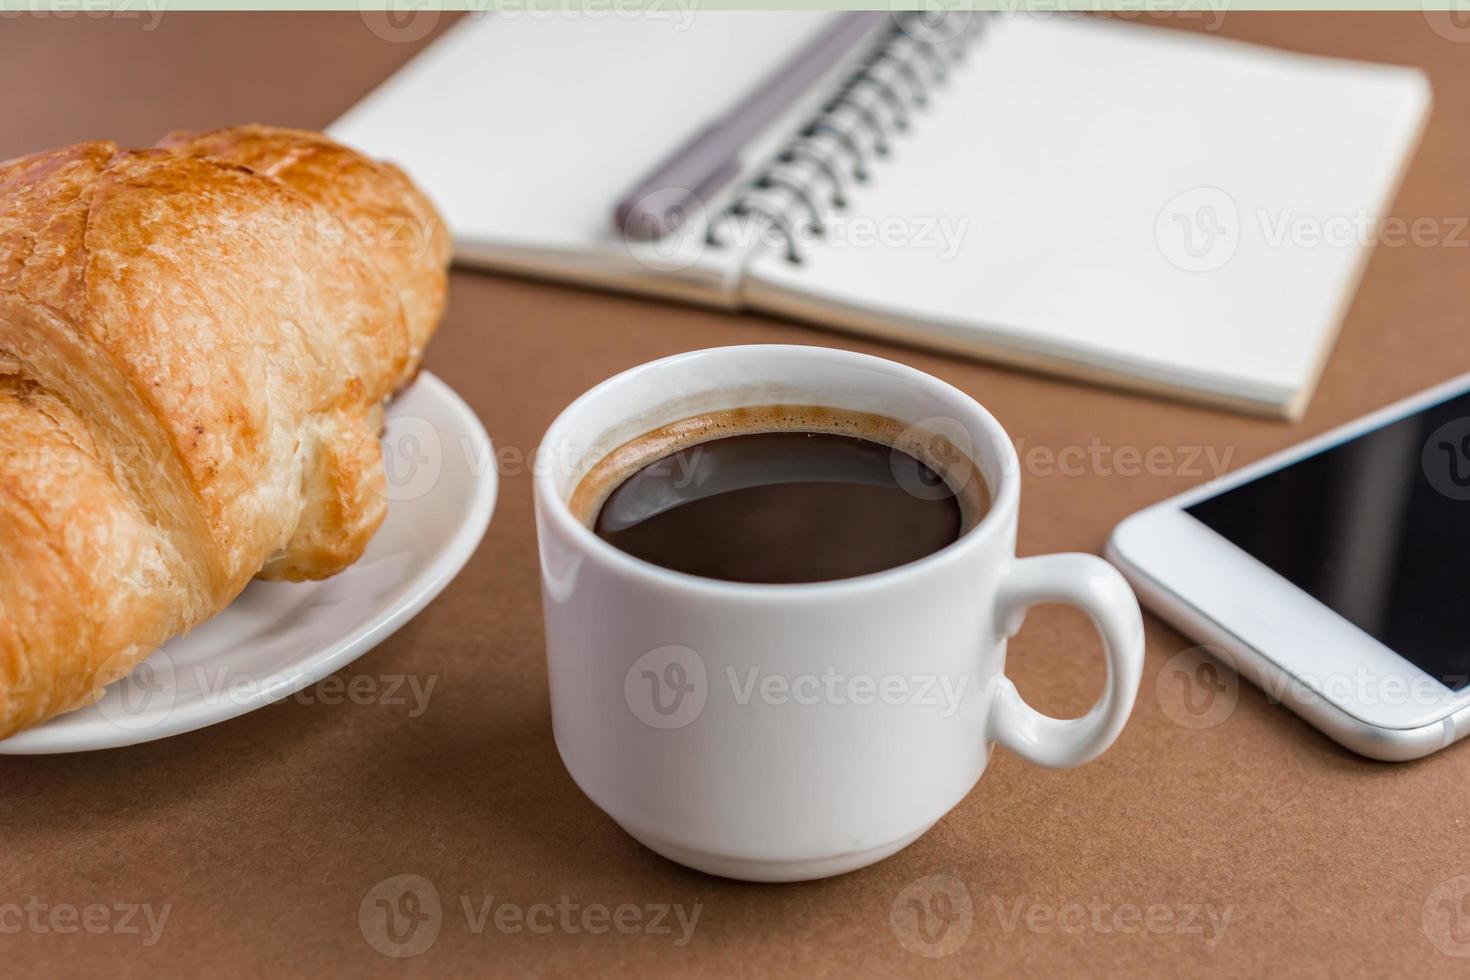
[1107,373,1470,761]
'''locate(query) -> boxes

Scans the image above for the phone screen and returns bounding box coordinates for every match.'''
[1186,388,1470,691]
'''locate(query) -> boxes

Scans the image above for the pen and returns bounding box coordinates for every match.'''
[614,12,889,241]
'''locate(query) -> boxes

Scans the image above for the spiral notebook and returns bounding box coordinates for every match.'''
[331,12,1431,417]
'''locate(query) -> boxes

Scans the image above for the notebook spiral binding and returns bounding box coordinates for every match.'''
[707,12,986,265]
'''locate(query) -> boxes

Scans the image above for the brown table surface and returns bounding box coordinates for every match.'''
[3,11,1469,978]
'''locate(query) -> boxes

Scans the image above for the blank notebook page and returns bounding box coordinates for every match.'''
[332,12,834,260]
[743,16,1431,413]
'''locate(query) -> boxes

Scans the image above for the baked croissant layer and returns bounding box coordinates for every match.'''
[0,125,450,739]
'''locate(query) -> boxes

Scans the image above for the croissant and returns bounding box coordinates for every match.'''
[0,125,451,739]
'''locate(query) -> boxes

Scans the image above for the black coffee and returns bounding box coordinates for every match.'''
[574,408,983,584]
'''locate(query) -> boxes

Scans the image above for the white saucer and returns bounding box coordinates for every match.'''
[0,373,496,755]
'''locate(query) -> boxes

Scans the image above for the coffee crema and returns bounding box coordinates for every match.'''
[569,406,989,584]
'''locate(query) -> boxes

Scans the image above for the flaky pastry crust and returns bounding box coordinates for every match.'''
[0,126,450,738]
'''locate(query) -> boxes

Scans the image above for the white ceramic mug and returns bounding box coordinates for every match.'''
[534,345,1144,882]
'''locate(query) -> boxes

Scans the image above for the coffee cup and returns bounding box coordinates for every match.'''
[533,345,1144,881]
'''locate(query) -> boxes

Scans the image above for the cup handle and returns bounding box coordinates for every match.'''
[988,553,1145,768]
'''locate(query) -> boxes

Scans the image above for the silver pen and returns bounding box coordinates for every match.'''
[613,12,889,241]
